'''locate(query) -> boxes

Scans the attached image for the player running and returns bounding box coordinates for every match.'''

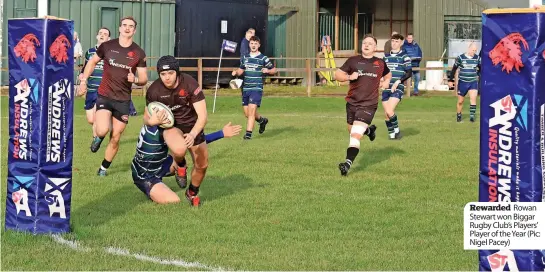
[144,55,208,206]
[78,16,148,176]
[335,34,392,176]
[132,121,241,205]
[449,43,481,122]
[79,27,110,139]
[382,33,412,140]
[232,36,276,140]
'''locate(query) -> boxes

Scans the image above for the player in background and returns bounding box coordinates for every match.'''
[144,55,207,206]
[232,36,276,140]
[79,27,110,139]
[403,33,423,96]
[78,16,148,176]
[382,34,412,140]
[334,34,391,176]
[79,28,137,118]
[448,43,481,123]
[129,97,138,116]
[132,120,241,205]
[240,28,255,57]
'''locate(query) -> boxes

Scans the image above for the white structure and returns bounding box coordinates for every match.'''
[38,0,48,17]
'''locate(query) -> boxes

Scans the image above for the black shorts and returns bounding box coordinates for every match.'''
[175,124,206,146]
[346,103,377,125]
[96,95,130,124]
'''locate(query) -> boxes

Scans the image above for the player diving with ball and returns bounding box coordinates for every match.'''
[132,55,241,206]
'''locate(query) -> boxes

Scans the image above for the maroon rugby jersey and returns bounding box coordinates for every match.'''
[96,38,146,101]
[340,55,390,107]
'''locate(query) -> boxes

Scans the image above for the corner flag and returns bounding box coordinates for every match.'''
[213,39,238,113]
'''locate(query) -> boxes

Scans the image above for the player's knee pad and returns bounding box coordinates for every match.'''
[349,136,361,148]
[349,124,367,148]
[351,124,367,136]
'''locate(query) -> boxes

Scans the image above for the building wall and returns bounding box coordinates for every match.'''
[373,0,414,55]
[268,0,317,79]
[49,0,175,81]
[482,0,538,8]
[2,0,175,83]
[413,0,487,65]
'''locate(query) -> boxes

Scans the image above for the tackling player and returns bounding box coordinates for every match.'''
[232,36,276,140]
[448,43,481,122]
[78,16,148,176]
[382,34,412,140]
[335,34,391,176]
[132,121,241,205]
[144,55,207,206]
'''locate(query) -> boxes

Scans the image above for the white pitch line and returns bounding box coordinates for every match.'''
[51,234,226,271]
[51,234,90,252]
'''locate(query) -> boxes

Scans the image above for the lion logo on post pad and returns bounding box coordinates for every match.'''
[14,33,41,63]
[49,34,72,64]
[489,33,529,74]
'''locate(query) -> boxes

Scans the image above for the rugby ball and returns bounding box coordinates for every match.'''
[229,78,243,89]
[147,101,174,128]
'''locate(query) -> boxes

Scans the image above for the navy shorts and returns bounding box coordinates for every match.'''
[457,81,478,97]
[242,91,263,107]
[133,155,173,198]
[84,91,98,110]
[382,89,404,101]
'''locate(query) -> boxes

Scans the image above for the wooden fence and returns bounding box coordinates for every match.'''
[1,56,457,97]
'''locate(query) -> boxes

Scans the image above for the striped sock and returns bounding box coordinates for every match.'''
[390,114,399,134]
[470,105,477,118]
[385,120,394,138]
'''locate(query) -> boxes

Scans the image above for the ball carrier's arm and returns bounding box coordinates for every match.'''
[143,107,169,127]
[184,99,207,147]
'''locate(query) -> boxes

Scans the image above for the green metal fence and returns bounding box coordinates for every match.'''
[318,13,355,50]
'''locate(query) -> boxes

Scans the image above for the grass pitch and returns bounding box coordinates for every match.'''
[1,89,479,270]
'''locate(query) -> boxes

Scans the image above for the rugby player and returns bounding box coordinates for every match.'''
[79,27,110,139]
[132,121,240,205]
[232,36,276,140]
[334,34,392,176]
[78,16,148,176]
[144,55,207,206]
[448,43,481,122]
[382,33,412,139]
